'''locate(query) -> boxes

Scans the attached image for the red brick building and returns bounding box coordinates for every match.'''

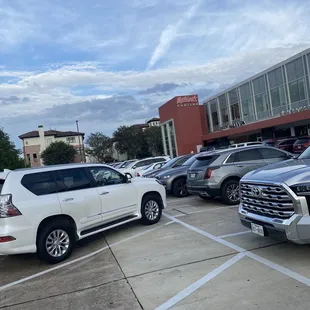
[159,95,207,157]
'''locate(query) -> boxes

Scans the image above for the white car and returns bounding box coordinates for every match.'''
[0,164,166,263]
[136,161,167,177]
[118,156,170,178]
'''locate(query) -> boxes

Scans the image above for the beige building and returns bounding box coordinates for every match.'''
[146,117,160,127]
[19,125,85,167]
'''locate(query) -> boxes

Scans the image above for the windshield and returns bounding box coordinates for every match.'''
[191,155,219,168]
[0,179,4,193]
[161,157,180,169]
[182,155,196,166]
[298,147,310,159]
[120,160,136,168]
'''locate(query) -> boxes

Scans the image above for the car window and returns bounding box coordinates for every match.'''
[0,179,4,193]
[225,152,239,163]
[88,167,124,186]
[174,155,191,166]
[247,142,262,146]
[236,149,263,162]
[260,148,287,159]
[56,168,92,192]
[182,156,196,166]
[120,160,136,168]
[134,159,151,168]
[279,139,296,145]
[190,155,219,168]
[296,138,310,144]
[21,172,58,196]
[154,163,163,169]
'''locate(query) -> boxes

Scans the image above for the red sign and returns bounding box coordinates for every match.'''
[176,95,198,106]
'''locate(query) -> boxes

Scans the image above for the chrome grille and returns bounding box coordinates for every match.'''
[240,183,295,219]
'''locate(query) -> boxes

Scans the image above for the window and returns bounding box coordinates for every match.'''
[255,92,270,118]
[225,152,238,163]
[286,57,305,82]
[239,83,251,100]
[66,137,76,144]
[212,111,219,127]
[0,179,5,193]
[278,139,296,146]
[26,154,30,164]
[134,160,152,168]
[25,141,28,145]
[253,76,266,95]
[168,121,177,157]
[268,68,284,89]
[33,153,38,162]
[237,149,263,162]
[260,148,286,159]
[241,98,255,122]
[219,95,228,124]
[46,138,53,145]
[154,163,163,169]
[270,86,286,108]
[21,172,58,196]
[289,78,306,103]
[231,103,240,120]
[56,168,92,192]
[190,155,219,168]
[88,167,124,187]
[228,89,238,104]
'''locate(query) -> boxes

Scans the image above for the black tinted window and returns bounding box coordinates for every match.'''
[237,149,263,162]
[182,156,196,166]
[21,172,57,196]
[56,168,92,192]
[0,179,5,193]
[135,160,151,168]
[260,148,286,159]
[226,152,238,163]
[191,156,219,168]
[88,167,124,186]
[296,138,310,144]
[279,139,296,146]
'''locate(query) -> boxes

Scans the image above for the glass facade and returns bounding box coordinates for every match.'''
[161,120,178,158]
[204,50,310,133]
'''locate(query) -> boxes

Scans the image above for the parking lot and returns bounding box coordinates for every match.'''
[1,196,310,310]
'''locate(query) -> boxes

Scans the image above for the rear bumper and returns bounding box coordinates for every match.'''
[187,185,220,197]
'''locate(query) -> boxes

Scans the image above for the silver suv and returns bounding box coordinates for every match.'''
[239,146,310,244]
[187,146,294,205]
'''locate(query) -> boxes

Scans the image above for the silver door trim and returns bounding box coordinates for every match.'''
[87,204,136,218]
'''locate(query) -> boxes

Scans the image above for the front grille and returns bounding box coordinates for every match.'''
[240,183,295,219]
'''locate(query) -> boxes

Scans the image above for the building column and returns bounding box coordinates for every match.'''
[166,123,173,158]
[290,126,295,137]
[161,124,168,156]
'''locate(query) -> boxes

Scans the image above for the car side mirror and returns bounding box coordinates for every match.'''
[132,166,136,169]
[125,174,132,183]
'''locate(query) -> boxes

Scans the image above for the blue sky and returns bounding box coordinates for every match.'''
[1,0,310,149]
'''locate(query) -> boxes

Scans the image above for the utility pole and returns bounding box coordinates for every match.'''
[76,120,85,163]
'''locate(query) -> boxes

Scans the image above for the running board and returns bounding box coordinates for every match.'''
[80,215,139,236]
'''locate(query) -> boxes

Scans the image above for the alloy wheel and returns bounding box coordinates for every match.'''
[45,229,70,258]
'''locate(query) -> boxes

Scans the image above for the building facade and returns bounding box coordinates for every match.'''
[159,95,207,157]
[203,48,310,145]
[19,126,85,167]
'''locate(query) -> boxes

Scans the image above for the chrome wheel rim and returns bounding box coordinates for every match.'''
[226,184,240,202]
[145,200,160,220]
[46,229,70,258]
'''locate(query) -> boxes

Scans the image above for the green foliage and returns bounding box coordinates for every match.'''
[85,133,113,163]
[0,128,23,170]
[41,141,77,165]
[144,126,164,156]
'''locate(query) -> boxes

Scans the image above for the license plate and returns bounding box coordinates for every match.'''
[251,223,265,236]
[190,173,196,178]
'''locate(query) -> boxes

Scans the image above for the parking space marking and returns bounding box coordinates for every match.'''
[218,230,251,239]
[163,213,310,287]
[155,253,246,310]
[0,221,174,292]
[172,207,232,218]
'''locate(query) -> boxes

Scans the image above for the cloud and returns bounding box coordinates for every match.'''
[139,83,186,95]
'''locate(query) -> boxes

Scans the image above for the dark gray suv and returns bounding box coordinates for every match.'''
[187,146,294,205]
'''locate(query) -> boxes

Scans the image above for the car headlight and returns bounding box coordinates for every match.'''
[291,184,310,195]
[162,175,171,179]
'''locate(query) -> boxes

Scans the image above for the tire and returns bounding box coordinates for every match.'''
[221,179,240,205]
[141,194,163,225]
[172,178,188,197]
[37,219,76,264]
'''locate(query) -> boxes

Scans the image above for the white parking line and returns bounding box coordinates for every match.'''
[163,213,310,287]
[0,221,174,292]
[218,231,251,239]
[155,253,246,310]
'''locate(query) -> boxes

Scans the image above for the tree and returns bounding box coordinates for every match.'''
[41,141,77,165]
[0,128,24,170]
[85,133,113,163]
[144,126,164,156]
[113,126,151,159]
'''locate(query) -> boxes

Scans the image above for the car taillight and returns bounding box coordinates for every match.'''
[0,194,22,218]
[0,236,15,243]
[137,172,140,177]
[204,168,214,180]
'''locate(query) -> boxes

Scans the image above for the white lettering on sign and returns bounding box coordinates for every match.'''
[176,95,198,106]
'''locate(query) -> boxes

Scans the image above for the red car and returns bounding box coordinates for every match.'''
[277,138,298,153]
[293,137,310,154]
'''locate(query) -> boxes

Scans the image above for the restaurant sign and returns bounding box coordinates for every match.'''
[177,95,199,107]
[280,105,310,116]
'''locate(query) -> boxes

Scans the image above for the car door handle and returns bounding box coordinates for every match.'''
[100,192,109,196]
[236,165,244,167]
[63,198,74,202]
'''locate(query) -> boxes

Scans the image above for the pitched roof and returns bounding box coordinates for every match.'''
[19,130,84,139]
[146,117,160,123]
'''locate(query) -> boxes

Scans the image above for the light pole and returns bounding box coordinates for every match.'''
[76,120,85,162]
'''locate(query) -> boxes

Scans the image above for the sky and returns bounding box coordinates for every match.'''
[1,0,310,149]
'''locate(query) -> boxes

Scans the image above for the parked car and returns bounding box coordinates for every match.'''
[187,146,294,205]
[0,164,166,263]
[143,154,193,178]
[229,142,262,148]
[262,139,277,147]
[276,138,298,153]
[156,155,196,197]
[238,146,310,244]
[136,161,167,177]
[293,137,310,154]
[118,156,170,177]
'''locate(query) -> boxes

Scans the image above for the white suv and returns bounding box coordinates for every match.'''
[0,164,166,263]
